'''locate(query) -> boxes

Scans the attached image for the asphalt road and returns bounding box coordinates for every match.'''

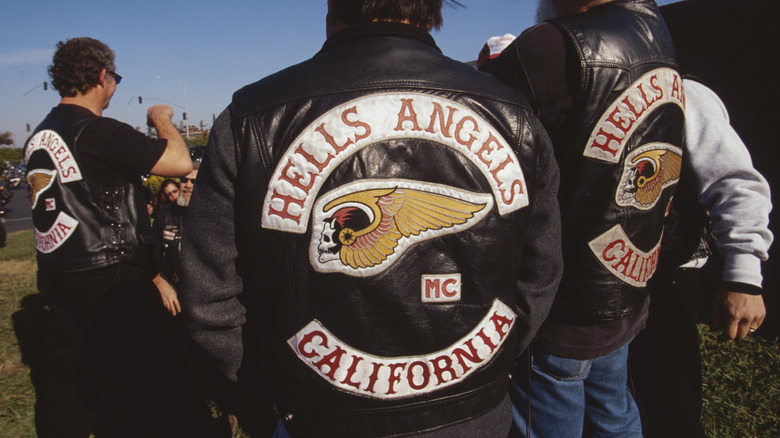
[1,184,33,233]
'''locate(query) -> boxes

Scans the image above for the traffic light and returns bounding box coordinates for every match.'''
[183,112,188,120]
[43,82,48,90]
[138,96,143,104]
[26,123,31,132]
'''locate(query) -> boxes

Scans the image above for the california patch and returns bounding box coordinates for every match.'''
[588,224,661,287]
[287,299,515,399]
[311,180,492,277]
[616,143,682,210]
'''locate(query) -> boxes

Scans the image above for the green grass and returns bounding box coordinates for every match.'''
[0,230,37,437]
[1,230,778,437]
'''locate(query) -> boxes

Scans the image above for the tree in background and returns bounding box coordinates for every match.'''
[0,131,14,147]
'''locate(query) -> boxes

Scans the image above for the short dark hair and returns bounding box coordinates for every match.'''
[48,37,115,97]
[329,0,461,30]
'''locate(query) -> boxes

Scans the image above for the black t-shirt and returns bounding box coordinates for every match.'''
[66,104,167,186]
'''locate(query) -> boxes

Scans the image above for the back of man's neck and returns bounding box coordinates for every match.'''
[60,94,103,116]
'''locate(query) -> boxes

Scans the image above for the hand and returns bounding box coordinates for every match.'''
[710,287,765,340]
[152,274,182,316]
[147,104,174,127]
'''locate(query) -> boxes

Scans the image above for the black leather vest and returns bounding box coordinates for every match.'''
[24,105,154,273]
[549,0,686,322]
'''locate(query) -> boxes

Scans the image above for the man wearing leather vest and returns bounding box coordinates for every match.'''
[179,1,563,436]
[152,161,199,316]
[480,1,685,436]
[24,37,192,437]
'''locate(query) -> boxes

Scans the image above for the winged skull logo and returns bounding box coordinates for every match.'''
[617,144,682,210]
[27,169,57,209]
[315,184,490,272]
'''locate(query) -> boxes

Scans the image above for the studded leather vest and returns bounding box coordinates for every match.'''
[24,105,154,273]
[548,0,686,323]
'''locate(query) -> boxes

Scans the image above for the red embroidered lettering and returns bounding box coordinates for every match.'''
[364,362,382,394]
[316,123,353,154]
[340,355,364,389]
[454,116,479,149]
[386,363,407,395]
[452,339,483,373]
[499,180,525,206]
[294,143,334,172]
[605,106,634,136]
[489,153,514,187]
[278,158,316,193]
[342,106,371,142]
[298,330,328,358]
[589,127,623,156]
[406,361,430,391]
[430,355,457,385]
[442,278,458,298]
[476,328,498,352]
[313,345,346,380]
[267,189,305,224]
[394,99,423,132]
[425,102,457,137]
[490,312,514,340]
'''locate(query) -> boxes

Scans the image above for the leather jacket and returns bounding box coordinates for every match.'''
[181,22,562,436]
[548,0,686,323]
[24,104,154,273]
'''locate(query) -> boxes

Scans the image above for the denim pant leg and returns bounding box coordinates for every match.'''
[583,342,643,437]
[509,345,591,438]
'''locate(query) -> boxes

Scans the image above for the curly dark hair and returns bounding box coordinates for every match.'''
[329,0,462,30]
[48,37,115,98]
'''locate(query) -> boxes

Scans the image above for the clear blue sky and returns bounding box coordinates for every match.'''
[1,0,676,147]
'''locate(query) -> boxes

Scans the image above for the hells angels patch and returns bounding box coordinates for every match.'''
[584,67,685,163]
[262,92,528,234]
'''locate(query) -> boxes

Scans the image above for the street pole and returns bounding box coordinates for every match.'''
[23,82,48,132]
[156,75,189,139]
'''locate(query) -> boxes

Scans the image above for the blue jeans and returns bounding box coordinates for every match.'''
[509,342,642,438]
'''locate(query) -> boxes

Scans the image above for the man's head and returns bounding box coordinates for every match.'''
[161,179,180,204]
[176,160,199,207]
[327,0,460,35]
[48,37,117,99]
[536,0,614,22]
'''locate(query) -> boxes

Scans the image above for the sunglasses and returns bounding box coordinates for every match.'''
[107,70,122,85]
[180,177,195,183]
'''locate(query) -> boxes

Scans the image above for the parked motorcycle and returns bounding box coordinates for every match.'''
[1,161,25,190]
